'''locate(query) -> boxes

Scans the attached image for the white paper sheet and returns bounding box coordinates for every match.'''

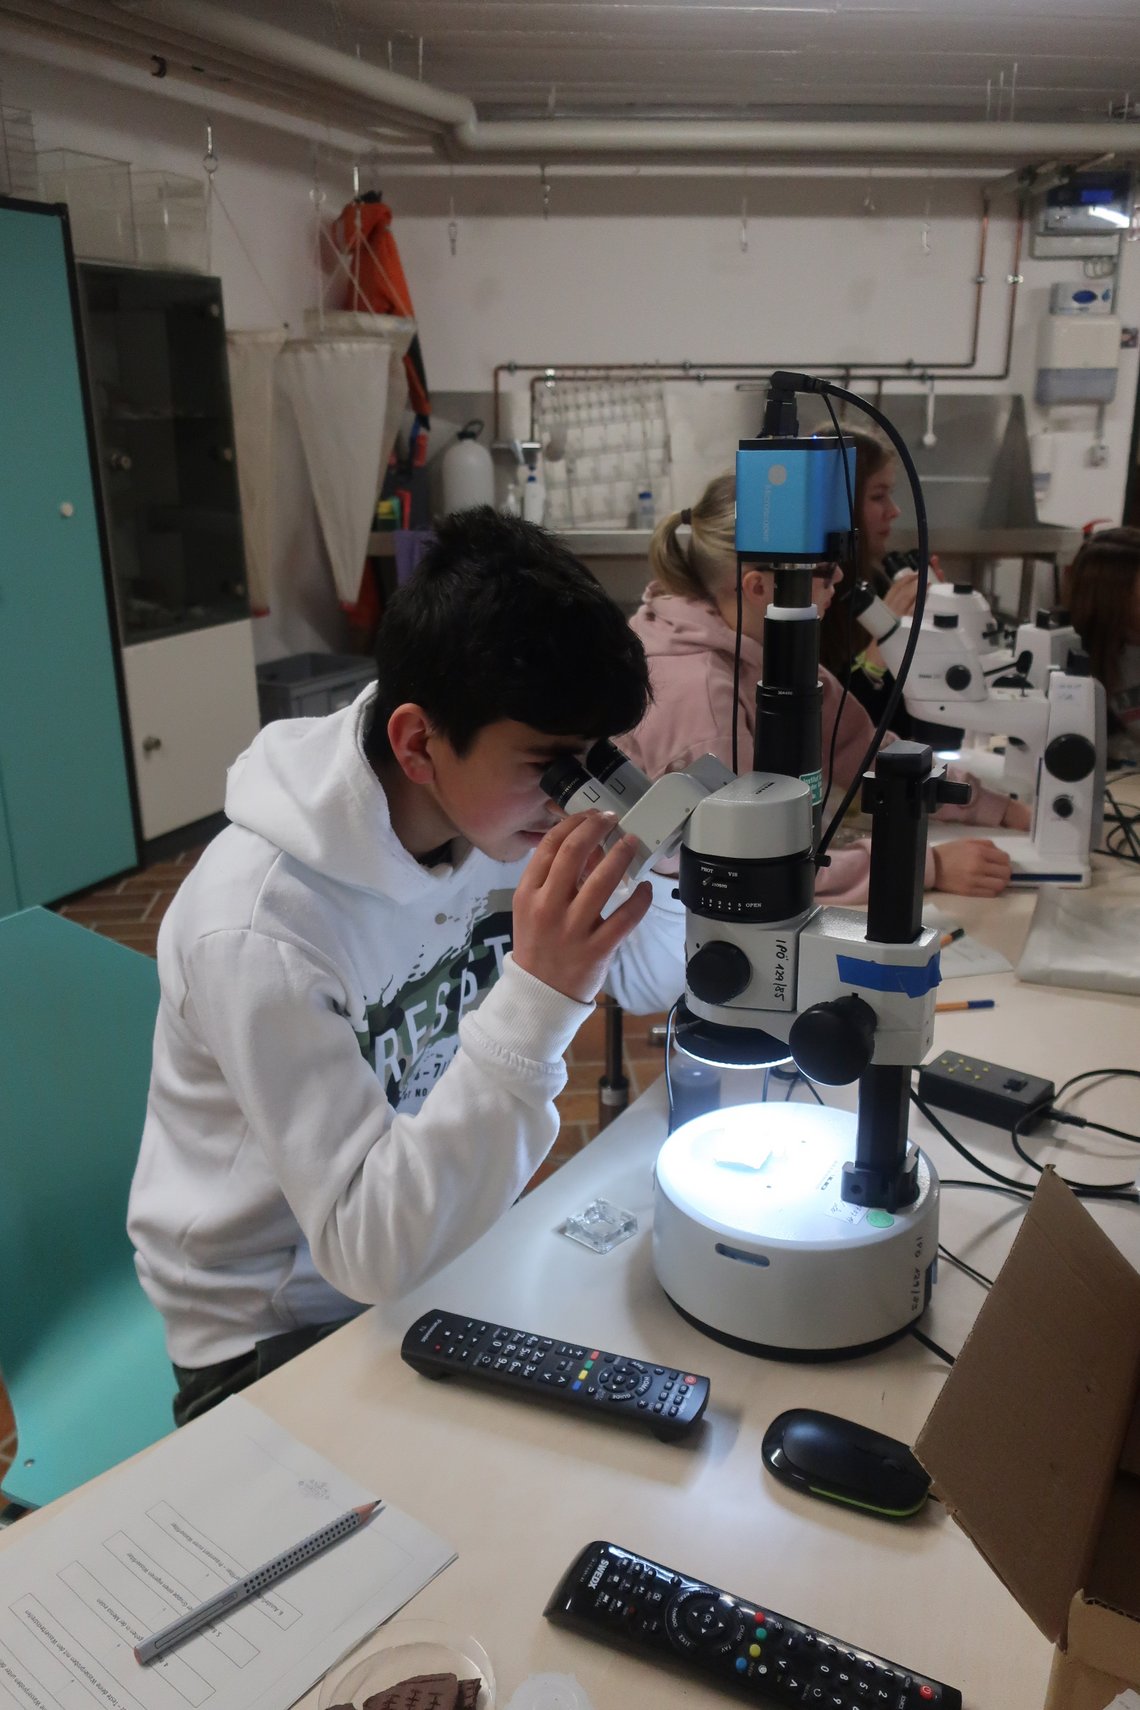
[0,1396,455,1710]
[922,904,1012,978]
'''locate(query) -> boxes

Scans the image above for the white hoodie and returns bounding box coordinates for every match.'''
[128,686,684,1368]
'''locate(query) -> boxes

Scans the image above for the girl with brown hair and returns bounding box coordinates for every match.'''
[1062,526,1140,758]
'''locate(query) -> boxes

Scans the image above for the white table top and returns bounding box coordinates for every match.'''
[253,859,1137,1710]
[6,848,1139,1710]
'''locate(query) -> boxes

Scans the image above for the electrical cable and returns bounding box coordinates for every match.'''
[818,393,858,827]
[664,997,681,1131]
[910,1089,1039,1193]
[731,558,744,775]
[909,1325,955,1366]
[798,1074,825,1106]
[1101,786,1140,865]
[1010,1068,1140,1189]
[911,1087,1140,1203]
[806,379,933,862]
[940,1178,1033,1202]
[937,1243,994,1289]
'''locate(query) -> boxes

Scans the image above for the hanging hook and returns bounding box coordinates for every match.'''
[922,375,938,449]
[202,121,218,178]
[862,169,876,215]
[740,191,748,254]
[309,144,326,210]
[448,171,458,258]
[541,164,550,220]
[352,161,360,200]
[921,193,932,257]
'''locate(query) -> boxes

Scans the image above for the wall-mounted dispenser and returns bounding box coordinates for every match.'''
[1035,313,1121,405]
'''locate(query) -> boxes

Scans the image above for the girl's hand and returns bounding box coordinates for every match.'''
[931,839,1013,897]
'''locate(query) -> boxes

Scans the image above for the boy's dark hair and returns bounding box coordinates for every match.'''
[364,507,650,763]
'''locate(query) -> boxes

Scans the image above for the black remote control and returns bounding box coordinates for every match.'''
[545,1541,962,1709]
[400,1309,710,1440]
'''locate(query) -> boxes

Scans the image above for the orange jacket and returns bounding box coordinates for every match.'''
[333,195,431,419]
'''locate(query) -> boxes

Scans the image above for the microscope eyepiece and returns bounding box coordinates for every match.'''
[540,755,592,808]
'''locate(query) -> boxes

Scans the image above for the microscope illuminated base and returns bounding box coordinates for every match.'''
[652,1104,940,1359]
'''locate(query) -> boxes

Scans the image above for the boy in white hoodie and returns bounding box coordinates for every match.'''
[128,509,686,1424]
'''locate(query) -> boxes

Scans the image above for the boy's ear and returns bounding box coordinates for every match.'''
[386,703,437,784]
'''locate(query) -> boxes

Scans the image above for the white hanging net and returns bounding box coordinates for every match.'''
[226,328,287,614]
[280,318,412,609]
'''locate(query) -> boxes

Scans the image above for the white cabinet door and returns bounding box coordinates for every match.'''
[123,621,261,840]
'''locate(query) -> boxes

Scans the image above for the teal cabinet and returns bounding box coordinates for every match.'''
[0,198,138,907]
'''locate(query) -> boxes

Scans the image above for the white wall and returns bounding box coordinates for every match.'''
[385,170,1140,529]
[5,24,1139,653]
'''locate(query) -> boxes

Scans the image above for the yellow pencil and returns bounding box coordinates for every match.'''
[935,999,995,1013]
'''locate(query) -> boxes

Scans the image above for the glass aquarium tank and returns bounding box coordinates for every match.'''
[78,264,249,643]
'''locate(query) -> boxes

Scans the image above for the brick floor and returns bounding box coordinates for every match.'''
[54,852,667,1192]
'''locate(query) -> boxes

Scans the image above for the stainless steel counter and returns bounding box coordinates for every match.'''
[367,528,655,558]
[369,526,1080,562]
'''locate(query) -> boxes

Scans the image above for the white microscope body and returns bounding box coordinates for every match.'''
[858,590,1105,885]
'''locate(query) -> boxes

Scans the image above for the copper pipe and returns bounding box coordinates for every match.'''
[492,192,1026,441]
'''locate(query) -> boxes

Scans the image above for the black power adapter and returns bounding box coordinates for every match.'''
[917,1051,1056,1132]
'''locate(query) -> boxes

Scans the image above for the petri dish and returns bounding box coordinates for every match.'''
[318,1618,495,1708]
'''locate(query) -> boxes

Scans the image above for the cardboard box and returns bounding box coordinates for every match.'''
[917,1169,1140,1710]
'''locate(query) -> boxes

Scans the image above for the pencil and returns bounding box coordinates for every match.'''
[134,1499,382,1664]
[939,928,965,948]
[935,999,995,1013]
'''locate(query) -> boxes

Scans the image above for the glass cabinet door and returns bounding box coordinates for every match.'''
[79,264,250,643]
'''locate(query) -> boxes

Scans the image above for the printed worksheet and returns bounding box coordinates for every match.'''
[922,903,1012,978]
[0,1397,455,1710]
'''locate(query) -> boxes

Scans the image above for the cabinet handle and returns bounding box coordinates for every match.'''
[142,735,162,754]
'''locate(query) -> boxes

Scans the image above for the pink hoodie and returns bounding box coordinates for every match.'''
[622,584,1010,905]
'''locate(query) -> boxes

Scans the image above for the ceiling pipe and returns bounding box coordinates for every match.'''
[454,118,1140,161]
[0,9,434,158]
[120,0,474,132]
[116,0,1140,164]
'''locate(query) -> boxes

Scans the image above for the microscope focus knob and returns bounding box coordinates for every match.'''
[686,941,752,1006]
[788,994,877,1086]
[1043,732,1095,783]
[1052,794,1074,819]
[944,664,972,691]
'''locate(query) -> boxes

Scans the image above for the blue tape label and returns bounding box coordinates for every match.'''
[835,952,941,998]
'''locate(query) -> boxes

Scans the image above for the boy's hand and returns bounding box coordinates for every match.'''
[931,838,1013,897]
[513,812,653,1003]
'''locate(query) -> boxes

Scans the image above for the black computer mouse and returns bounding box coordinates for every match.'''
[762,1408,930,1520]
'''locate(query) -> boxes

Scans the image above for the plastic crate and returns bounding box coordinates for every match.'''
[256,653,374,723]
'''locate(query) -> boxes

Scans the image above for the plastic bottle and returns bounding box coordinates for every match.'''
[635,487,655,529]
[502,482,521,518]
[522,470,546,524]
[440,419,494,514]
[669,1054,721,1131]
